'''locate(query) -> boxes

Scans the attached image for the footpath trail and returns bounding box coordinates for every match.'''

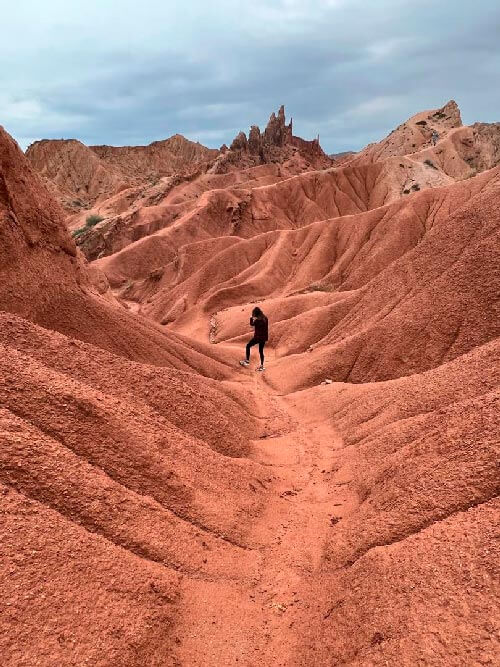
[174,348,358,666]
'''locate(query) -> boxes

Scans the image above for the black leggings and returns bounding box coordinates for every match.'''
[246,338,266,365]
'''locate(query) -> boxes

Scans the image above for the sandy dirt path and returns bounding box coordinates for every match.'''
[173,348,358,666]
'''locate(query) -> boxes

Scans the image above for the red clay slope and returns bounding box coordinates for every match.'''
[1,126,273,665]
[86,105,500,331]
[24,138,130,210]
[121,161,496,356]
[0,126,237,377]
[196,164,498,663]
[2,99,499,665]
[0,311,271,666]
[262,165,500,391]
[284,337,499,665]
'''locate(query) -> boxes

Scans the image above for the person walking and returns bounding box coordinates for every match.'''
[431,129,439,146]
[239,307,268,371]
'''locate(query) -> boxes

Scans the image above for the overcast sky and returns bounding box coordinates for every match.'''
[2,0,499,153]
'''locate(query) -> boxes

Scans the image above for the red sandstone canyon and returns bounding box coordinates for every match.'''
[1,101,499,666]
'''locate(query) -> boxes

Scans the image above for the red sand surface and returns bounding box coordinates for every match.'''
[2,100,500,666]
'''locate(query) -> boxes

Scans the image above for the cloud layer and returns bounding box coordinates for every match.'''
[2,0,499,152]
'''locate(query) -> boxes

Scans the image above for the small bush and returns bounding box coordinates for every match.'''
[424,159,437,169]
[71,214,104,240]
[85,214,104,228]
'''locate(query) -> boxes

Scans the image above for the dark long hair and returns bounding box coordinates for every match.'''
[252,306,265,319]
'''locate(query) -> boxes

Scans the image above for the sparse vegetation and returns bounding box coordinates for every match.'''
[309,283,335,293]
[424,159,437,169]
[403,183,421,195]
[71,214,104,239]
[86,214,104,227]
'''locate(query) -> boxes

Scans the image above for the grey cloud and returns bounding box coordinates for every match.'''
[1,0,499,153]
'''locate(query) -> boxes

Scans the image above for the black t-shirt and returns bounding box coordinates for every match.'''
[250,316,268,342]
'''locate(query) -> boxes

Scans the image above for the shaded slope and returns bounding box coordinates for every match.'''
[1,483,179,667]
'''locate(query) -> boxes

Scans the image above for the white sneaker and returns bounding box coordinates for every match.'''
[239,360,250,367]
[256,365,266,372]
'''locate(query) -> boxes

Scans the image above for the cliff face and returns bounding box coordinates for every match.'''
[25,134,219,211]
[0,128,83,321]
[470,122,500,172]
[90,134,219,180]
[25,138,129,210]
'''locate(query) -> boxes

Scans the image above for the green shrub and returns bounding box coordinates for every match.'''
[85,214,104,228]
[71,214,104,239]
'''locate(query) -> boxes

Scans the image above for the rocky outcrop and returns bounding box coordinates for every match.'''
[229,131,248,152]
[212,105,332,173]
[470,122,500,172]
[262,105,293,147]
[350,99,463,165]
[0,128,82,318]
[344,100,500,185]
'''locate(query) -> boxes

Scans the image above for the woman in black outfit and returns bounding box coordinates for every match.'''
[239,307,268,371]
